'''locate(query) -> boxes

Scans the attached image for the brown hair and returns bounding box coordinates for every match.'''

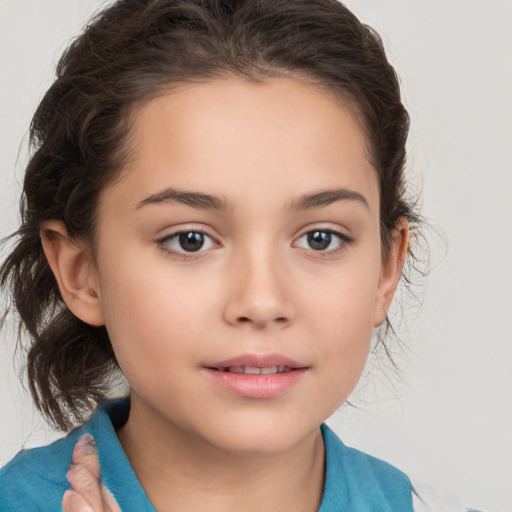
[1,0,422,430]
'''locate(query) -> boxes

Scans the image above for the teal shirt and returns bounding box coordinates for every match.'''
[0,400,413,511]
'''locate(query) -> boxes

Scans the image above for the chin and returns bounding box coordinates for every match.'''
[198,413,319,457]
[214,433,301,457]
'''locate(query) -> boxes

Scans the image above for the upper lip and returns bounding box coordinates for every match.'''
[206,353,308,370]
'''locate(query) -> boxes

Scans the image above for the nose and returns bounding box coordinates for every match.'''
[222,242,295,330]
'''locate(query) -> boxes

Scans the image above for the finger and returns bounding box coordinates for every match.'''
[101,484,122,512]
[62,489,74,512]
[67,436,103,511]
[72,434,100,479]
[62,489,95,512]
[67,463,104,512]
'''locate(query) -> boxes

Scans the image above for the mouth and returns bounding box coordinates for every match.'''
[212,366,294,375]
[203,353,309,398]
[206,353,307,372]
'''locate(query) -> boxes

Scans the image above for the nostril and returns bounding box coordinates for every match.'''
[236,316,288,326]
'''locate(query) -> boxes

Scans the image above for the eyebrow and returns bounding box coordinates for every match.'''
[136,186,369,212]
[136,188,231,211]
[287,188,369,211]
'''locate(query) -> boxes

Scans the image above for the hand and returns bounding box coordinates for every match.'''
[62,434,121,512]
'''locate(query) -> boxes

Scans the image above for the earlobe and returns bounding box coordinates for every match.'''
[373,219,409,327]
[40,220,105,327]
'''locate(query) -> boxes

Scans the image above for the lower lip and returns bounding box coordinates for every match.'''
[203,368,308,398]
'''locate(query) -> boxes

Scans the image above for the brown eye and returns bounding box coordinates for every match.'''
[295,229,351,252]
[308,231,332,251]
[178,232,205,252]
[160,231,217,254]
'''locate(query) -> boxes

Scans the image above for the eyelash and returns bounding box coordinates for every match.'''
[157,230,219,259]
[157,228,353,259]
[294,229,353,256]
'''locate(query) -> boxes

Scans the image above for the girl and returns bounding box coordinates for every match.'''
[0,0,480,511]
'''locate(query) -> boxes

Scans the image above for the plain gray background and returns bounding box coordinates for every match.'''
[1,1,511,511]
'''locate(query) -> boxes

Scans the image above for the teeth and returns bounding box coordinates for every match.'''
[244,366,261,375]
[260,366,278,375]
[219,366,292,374]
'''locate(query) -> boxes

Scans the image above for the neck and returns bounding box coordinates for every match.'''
[117,393,325,512]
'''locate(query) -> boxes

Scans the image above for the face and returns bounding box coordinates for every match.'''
[90,77,400,455]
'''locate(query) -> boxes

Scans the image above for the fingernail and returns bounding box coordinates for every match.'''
[76,434,96,455]
[83,438,96,455]
[76,434,93,448]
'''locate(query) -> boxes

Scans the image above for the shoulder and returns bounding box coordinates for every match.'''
[320,428,482,512]
[0,430,80,512]
[321,423,412,485]
[320,424,413,511]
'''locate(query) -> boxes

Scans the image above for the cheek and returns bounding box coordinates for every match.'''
[304,256,380,394]
[305,251,380,335]
[96,249,218,378]
[315,285,375,365]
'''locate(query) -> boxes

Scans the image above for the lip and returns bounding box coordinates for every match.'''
[207,353,307,370]
[203,353,309,399]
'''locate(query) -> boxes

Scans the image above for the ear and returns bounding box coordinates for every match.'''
[40,220,105,327]
[373,218,409,327]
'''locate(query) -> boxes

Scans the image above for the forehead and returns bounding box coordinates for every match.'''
[102,77,378,215]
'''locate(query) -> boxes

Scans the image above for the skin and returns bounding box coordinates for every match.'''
[43,77,408,512]
[62,435,120,512]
